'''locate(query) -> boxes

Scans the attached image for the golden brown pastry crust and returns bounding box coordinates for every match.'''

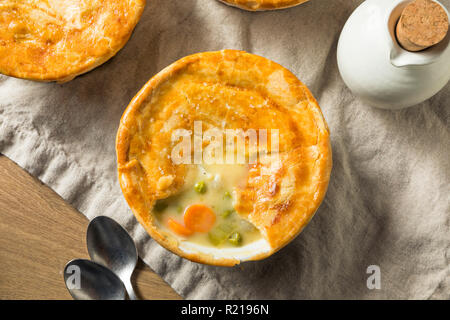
[0,0,145,82]
[218,0,309,11]
[116,50,332,266]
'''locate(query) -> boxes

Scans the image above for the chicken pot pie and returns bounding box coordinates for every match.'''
[116,50,332,266]
[0,0,145,82]
[218,0,309,11]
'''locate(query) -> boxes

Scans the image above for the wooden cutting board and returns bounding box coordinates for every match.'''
[0,155,180,300]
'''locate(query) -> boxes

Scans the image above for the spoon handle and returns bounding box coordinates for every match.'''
[124,279,138,300]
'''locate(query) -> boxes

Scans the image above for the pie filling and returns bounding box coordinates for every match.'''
[153,164,263,248]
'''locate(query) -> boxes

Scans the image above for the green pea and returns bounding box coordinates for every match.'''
[221,209,234,218]
[224,191,232,199]
[228,232,242,246]
[208,224,234,246]
[194,181,207,194]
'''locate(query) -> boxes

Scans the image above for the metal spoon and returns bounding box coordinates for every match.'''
[63,259,126,300]
[86,216,139,300]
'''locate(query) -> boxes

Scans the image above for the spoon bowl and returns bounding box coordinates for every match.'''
[87,216,138,300]
[63,259,126,300]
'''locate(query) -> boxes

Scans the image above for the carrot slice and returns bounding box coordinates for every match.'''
[167,218,193,237]
[184,204,216,233]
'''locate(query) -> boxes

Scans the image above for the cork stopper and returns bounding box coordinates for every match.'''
[396,0,449,52]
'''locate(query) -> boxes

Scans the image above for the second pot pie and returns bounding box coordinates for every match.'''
[0,0,145,82]
[218,0,309,11]
[116,50,332,266]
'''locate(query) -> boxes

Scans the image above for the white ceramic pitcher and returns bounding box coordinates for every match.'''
[337,0,450,109]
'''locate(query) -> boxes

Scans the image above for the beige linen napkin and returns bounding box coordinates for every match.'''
[0,0,448,299]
